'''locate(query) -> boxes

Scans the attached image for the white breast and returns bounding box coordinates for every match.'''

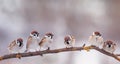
[28,37,40,51]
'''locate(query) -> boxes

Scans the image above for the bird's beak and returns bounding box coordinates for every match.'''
[99,34,101,36]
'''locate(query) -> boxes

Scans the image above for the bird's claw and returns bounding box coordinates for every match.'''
[40,54,43,56]
[47,47,50,50]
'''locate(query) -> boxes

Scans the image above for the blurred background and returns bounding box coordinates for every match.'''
[0,0,120,64]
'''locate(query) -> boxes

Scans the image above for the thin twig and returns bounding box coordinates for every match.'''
[0,45,120,62]
[115,54,120,56]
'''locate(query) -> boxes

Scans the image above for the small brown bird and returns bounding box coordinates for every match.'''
[103,40,116,53]
[64,35,75,48]
[26,30,40,52]
[8,38,23,53]
[39,32,54,50]
[88,31,103,47]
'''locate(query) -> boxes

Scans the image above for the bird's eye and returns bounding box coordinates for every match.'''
[17,41,20,45]
[33,34,36,36]
[18,41,22,43]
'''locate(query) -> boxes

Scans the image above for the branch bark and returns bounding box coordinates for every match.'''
[0,45,120,62]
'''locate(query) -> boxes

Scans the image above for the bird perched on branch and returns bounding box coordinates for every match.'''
[103,40,116,53]
[88,31,103,47]
[8,38,24,53]
[39,32,54,50]
[25,30,40,52]
[64,35,75,48]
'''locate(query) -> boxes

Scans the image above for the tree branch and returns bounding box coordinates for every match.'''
[0,45,120,62]
[115,54,120,56]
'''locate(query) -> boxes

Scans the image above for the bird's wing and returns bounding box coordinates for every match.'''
[71,36,75,43]
[113,44,116,51]
[98,37,104,44]
[26,36,32,49]
[103,42,106,48]
[88,35,93,43]
[8,40,16,50]
[39,37,46,46]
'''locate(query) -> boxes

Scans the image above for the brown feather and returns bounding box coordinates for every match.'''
[26,36,32,49]
[71,36,75,43]
[8,40,16,50]
[39,37,47,46]
[103,42,106,48]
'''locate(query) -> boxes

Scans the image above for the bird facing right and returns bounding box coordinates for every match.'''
[39,32,54,50]
[103,40,116,53]
[8,38,24,53]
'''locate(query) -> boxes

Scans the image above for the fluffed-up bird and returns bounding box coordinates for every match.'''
[103,40,116,53]
[64,35,75,48]
[8,38,24,53]
[26,30,40,52]
[88,31,103,47]
[39,32,54,50]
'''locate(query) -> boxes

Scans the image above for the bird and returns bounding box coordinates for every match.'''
[103,40,116,53]
[25,30,40,52]
[39,32,54,50]
[64,35,75,48]
[8,38,24,53]
[88,31,103,47]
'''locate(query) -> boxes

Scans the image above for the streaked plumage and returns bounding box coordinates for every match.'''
[39,32,54,50]
[64,35,75,48]
[8,38,23,53]
[26,30,40,52]
[103,40,116,53]
[88,31,103,47]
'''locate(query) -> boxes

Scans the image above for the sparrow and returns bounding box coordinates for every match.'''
[103,40,116,53]
[39,32,54,50]
[8,38,24,53]
[64,35,75,48]
[26,30,40,52]
[88,31,103,47]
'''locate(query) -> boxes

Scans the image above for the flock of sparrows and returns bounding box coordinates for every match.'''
[8,31,116,54]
